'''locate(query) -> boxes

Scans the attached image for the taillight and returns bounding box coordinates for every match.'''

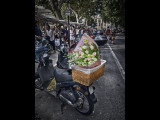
[90,35,95,38]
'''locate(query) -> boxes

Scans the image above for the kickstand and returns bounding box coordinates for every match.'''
[61,102,66,114]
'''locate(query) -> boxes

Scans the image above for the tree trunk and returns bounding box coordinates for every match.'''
[54,8,63,20]
[78,16,83,23]
[70,7,79,23]
[49,0,63,20]
[86,19,88,26]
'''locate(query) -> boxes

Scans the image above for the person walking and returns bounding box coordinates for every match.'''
[106,26,111,41]
[111,29,116,44]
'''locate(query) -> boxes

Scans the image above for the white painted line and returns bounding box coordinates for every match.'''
[107,43,125,82]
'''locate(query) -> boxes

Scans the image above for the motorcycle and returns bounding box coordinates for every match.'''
[35,37,52,62]
[35,41,97,115]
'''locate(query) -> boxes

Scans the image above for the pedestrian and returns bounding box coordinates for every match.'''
[83,27,87,33]
[70,27,75,45]
[46,25,52,42]
[35,21,42,42]
[89,27,93,34]
[76,26,79,38]
[59,26,64,40]
[106,26,111,41]
[79,27,84,39]
[64,26,69,40]
[61,26,65,36]
[63,33,68,43]
[50,27,56,53]
[63,33,69,49]
[35,21,47,62]
[111,29,116,44]
[73,26,76,38]
[55,28,60,51]
[93,27,96,34]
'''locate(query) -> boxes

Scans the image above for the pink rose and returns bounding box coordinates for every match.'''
[85,58,88,61]
[87,58,91,61]
[85,50,89,54]
[76,53,79,57]
[81,52,84,55]
[93,52,96,57]
[90,45,94,50]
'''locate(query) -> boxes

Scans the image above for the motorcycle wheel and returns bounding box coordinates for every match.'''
[35,72,43,90]
[75,90,94,115]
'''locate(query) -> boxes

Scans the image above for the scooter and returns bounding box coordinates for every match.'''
[35,37,52,62]
[35,42,97,115]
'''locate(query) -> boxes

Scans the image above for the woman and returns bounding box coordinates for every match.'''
[70,27,75,45]
[55,28,60,51]
[106,26,111,41]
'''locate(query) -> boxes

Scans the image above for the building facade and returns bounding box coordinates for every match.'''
[94,14,113,30]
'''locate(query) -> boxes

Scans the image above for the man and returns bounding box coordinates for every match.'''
[35,21,48,62]
[35,21,42,41]
[46,25,52,42]
[75,26,79,38]
[79,27,84,39]
[64,26,69,40]
[61,26,66,36]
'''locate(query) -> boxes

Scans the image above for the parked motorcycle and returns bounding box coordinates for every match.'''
[35,37,52,62]
[35,42,97,115]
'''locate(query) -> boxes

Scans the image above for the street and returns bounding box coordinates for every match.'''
[35,33,125,120]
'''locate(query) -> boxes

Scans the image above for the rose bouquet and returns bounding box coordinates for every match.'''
[68,35,101,68]
[68,33,105,86]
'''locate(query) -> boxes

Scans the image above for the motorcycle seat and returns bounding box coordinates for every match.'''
[54,67,73,83]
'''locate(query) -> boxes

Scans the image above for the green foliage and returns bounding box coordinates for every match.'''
[88,18,96,26]
[70,15,76,22]
[100,0,125,27]
[61,3,67,19]
[35,0,125,27]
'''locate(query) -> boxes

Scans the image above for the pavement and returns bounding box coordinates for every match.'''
[35,33,125,120]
